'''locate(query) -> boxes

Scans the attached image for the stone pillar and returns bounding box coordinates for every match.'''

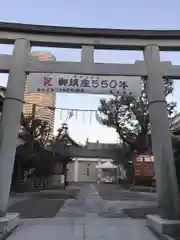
[144,45,180,219]
[81,45,94,63]
[0,39,30,217]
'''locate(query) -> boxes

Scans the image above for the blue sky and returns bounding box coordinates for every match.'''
[1,0,180,144]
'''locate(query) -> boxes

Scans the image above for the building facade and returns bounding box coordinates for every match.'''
[23,51,56,138]
[67,158,98,182]
[171,113,180,132]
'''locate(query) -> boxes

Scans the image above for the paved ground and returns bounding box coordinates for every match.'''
[7,184,158,219]
[96,184,157,201]
[96,184,159,218]
[8,217,158,240]
[8,196,66,218]
[8,196,28,207]
[7,187,80,218]
[7,184,159,240]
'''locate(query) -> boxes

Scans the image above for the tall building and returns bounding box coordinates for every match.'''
[23,51,56,138]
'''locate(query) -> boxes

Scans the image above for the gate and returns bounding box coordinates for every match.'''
[0,22,179,218]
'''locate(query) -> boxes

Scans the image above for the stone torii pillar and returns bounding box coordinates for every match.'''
[144,45,180,219]
[0,38,30,218]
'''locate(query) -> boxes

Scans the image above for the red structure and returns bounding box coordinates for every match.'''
[132,153,155,184]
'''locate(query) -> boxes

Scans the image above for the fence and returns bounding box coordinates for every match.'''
[11,178,52,192]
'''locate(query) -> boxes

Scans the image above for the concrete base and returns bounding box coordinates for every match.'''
[0,213,19,237]
[147,214,180,238]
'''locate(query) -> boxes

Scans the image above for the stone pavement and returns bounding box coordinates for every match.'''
[7,188,80,218]
[6,184,159,240]
[56,184,128,218]
[96,183,159,218]
[8,217,158,240]
[8,196,27,207]
[4,185,160,240]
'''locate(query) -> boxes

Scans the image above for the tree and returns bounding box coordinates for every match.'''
[20,114,51,146]
[98,78,176,153]
[31,148,55,179]
[49,123,73,188]
[13,115,53,183]
[172,129,180,192]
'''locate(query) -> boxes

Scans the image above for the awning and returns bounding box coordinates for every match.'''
[96,161,117,169]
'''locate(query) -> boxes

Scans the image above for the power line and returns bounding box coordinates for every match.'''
[3,96,101,123]
[2,95,99,113]
[23,100,98,112]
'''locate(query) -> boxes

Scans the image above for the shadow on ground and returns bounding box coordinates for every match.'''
[122,206,160,219]
[96,184,156,201]
[8,197,65,218]
[8,188,80,219]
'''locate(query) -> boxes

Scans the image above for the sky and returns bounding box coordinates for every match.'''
[1,0,180,144]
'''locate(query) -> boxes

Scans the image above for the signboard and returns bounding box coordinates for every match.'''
[133,154,154,180]
[134,162,154,179]
[28,73,141,96]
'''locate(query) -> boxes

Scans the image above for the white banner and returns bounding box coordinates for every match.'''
[28,73,141,96]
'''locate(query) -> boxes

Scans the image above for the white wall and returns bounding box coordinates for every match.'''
[67,158,116,183]
[77,161,97,182]
[67,162,74,182]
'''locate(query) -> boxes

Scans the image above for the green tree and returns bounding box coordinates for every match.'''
[13,115,53,182]
[98,78,176,153]
[172,129,180,192]
[49,123,74,188]
[20,114,51,146]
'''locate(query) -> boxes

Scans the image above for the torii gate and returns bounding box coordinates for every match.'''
[0,22,180,221]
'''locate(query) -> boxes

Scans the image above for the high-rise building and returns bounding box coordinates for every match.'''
[23,51,56,138]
